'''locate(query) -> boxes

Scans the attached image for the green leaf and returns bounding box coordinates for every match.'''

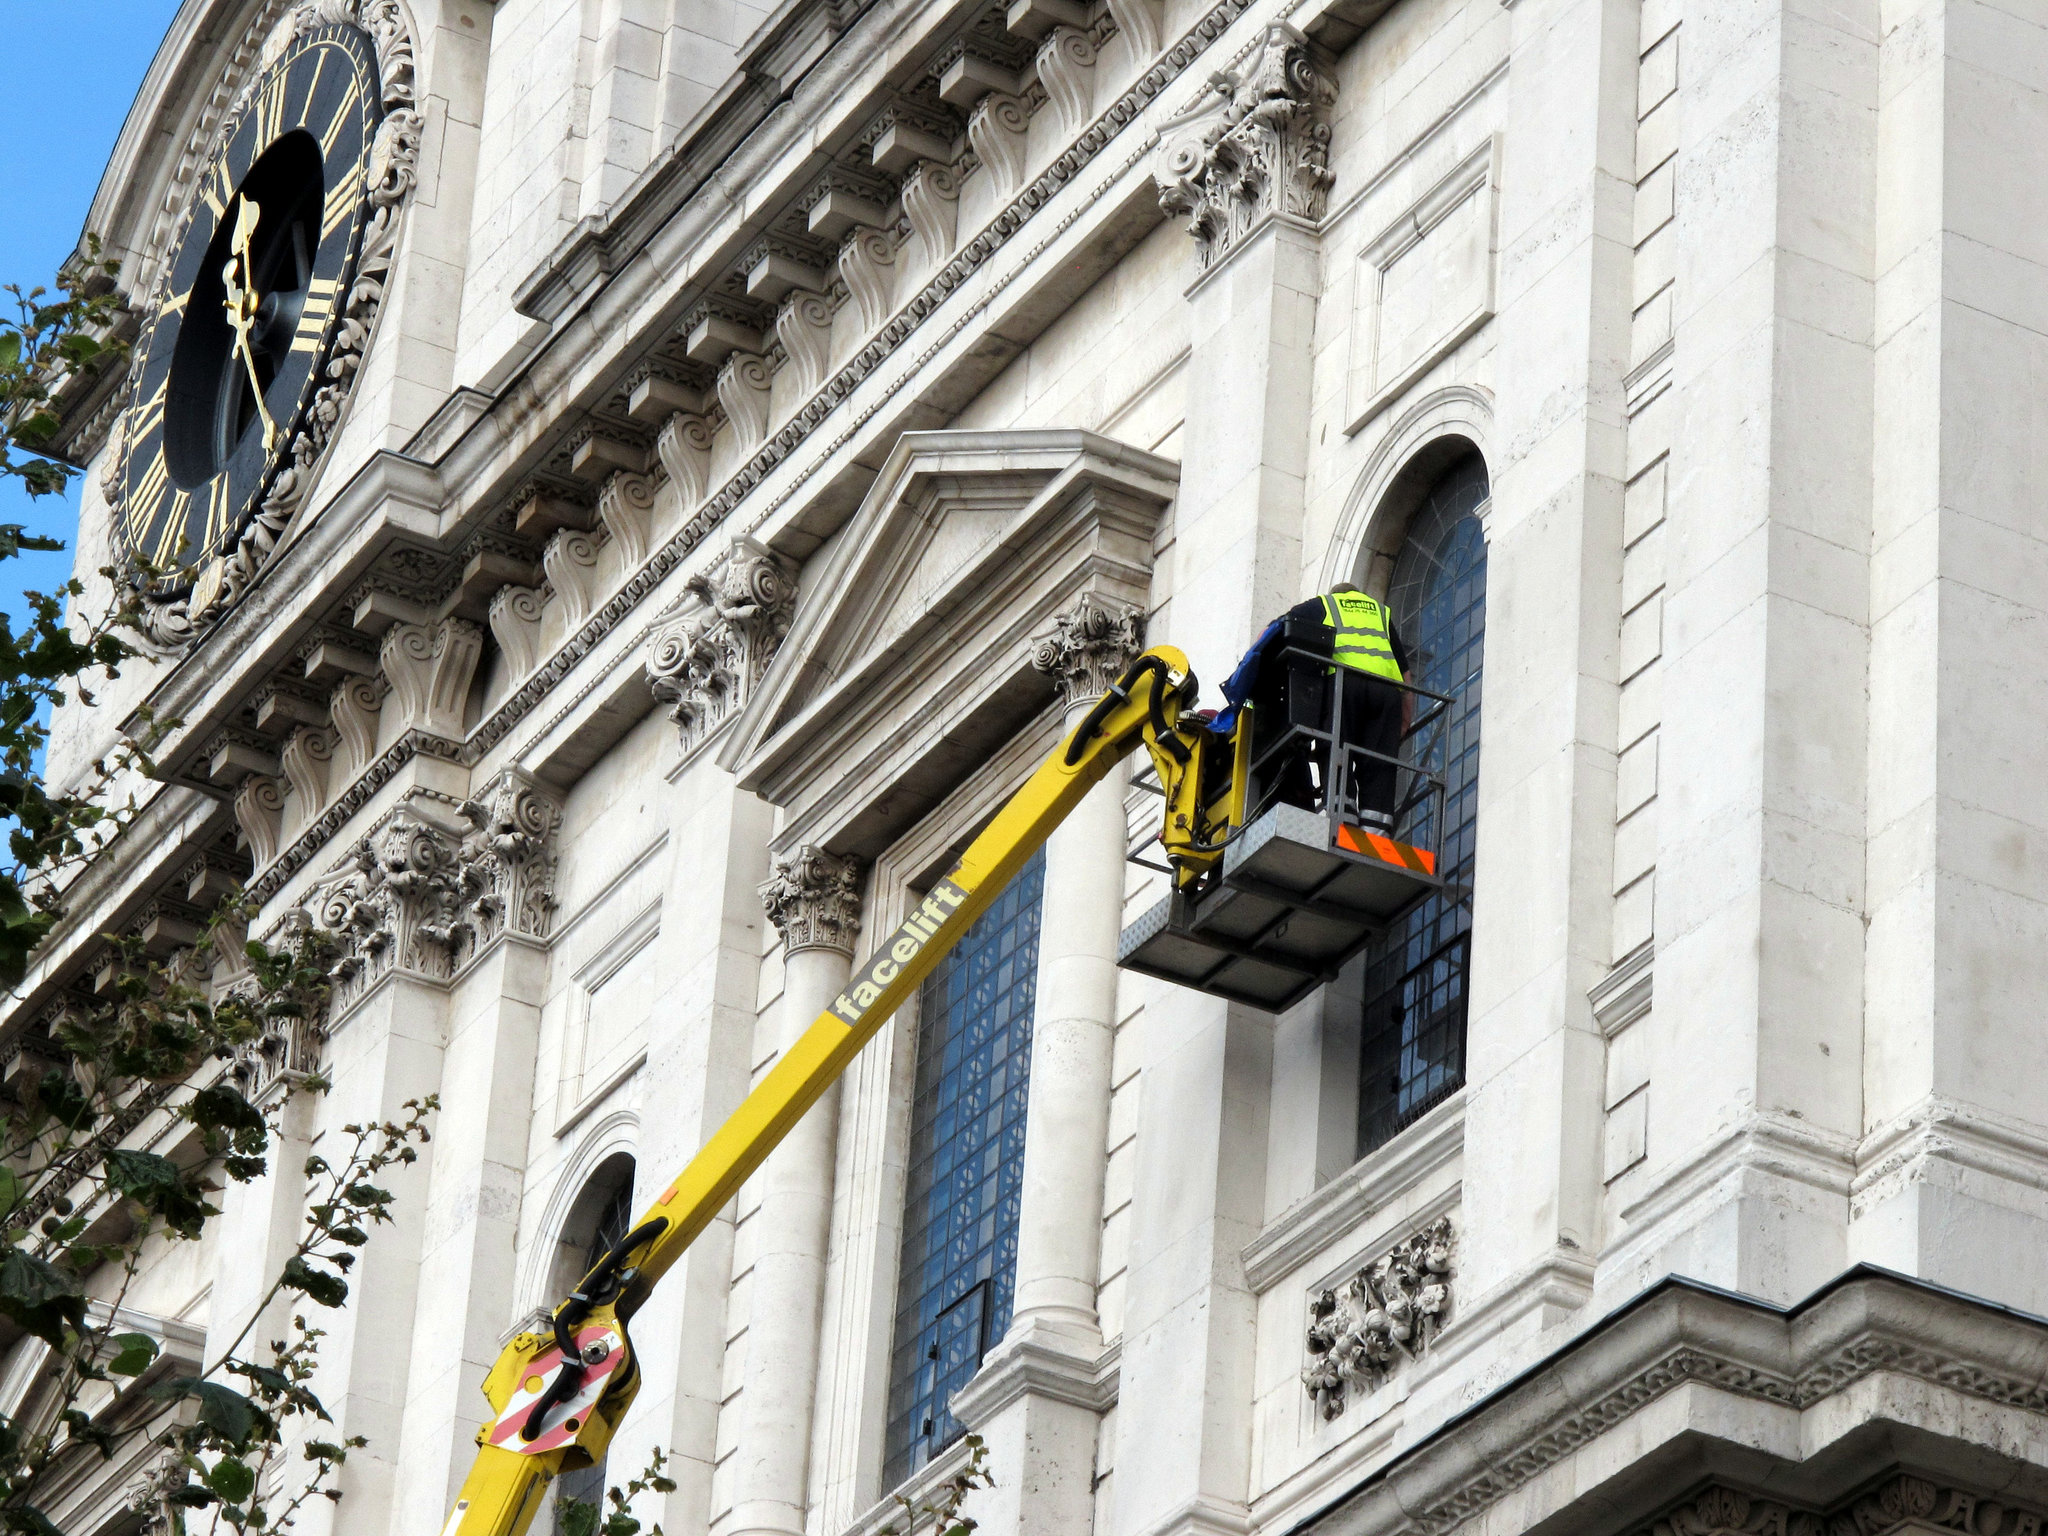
[0,1246,86,1346]
[206,1456,256,1503]
[190,1082,265,1137]
[106,1146,215,1236]
[151,1378,266,1449]
[281,1255,348,1307]
[0,1503,67,1535]
[106,1331,160,1377]
[560,1500,600,1536]
[0,1165,21,1220]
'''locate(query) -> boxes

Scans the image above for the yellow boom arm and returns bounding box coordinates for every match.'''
[437,647,1204,1536]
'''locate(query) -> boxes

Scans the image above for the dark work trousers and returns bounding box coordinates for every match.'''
[1253,658,1405,821]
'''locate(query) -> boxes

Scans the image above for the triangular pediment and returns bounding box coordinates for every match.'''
[724,429,1178,857]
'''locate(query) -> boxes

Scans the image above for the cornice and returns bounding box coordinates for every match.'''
[1277,1269,2048,1536]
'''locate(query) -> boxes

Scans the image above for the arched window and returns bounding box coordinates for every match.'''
[548,1155,636,1530]
[883,848,1046,1488]
[1356,452,1489,1154]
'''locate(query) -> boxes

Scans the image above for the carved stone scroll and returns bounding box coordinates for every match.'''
[329,674,383,779]
[645,540,798,761]
[968,93,1032,197]
[599,469,659,570]
[1301,1215,1452,1419]
[902,160,961,267]
[1036,28,1097,138]
[776,289,836,396]
[839,226,898,332]
[234,774,286,870]
[717,351,774,451]
[1107,0,1162,59]
[489,584,548,679]
[380,617,484,742]
[280,725,337,819]
[1030,593,1146,710]
[760,846,864,958]
[656,410,715,505]
[544,527,606,627]
[1153,23,1335,275]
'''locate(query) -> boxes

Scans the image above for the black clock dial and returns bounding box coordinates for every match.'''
[120,25,381,582]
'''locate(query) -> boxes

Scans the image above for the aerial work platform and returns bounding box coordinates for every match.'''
[1116,639,1449,1011]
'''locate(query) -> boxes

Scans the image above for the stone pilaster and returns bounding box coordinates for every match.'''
[727,845,866,1536]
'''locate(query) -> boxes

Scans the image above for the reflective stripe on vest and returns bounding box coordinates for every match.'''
[1320,592,1403,682]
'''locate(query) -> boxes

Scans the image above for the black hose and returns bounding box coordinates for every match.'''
[520,1217,670,1442]
[1064,655,1193,767]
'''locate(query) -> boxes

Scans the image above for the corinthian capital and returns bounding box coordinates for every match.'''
[1031,593,1146,709]
[1152,23,1335,274]
[760,846,865,958]
[646,540,799,761]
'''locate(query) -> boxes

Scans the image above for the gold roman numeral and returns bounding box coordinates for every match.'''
[130,454,169,521]
[294,279,339,350]
[320,83,361,156]
[259,75,288,145]
[297,50,330,128]
[321,167,362,239]
[202,478,231,548]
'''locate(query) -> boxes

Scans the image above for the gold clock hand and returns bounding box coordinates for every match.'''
[219,197,280,455]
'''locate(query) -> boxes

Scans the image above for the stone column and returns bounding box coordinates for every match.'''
[727,848,864,1536]
[1010,596,1146,1344]
[954,595,1143,1536]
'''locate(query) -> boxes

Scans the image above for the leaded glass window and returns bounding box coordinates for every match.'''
[883,849,1046,1488]
[1357,452,1489,1155]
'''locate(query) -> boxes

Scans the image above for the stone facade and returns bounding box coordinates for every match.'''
[16,0,2048,1534]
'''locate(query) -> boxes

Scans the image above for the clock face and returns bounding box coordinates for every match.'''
[120,24,381,585]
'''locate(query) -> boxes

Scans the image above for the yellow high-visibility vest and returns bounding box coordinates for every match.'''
[1320,591,1403,682]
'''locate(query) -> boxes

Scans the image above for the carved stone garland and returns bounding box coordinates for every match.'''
[1031,592,1146,710]
[644,541,798,761]
[1301,1215,1452,1419]
[760,847,864,958]
[1151,23,1335,275]
[127,0,423,648]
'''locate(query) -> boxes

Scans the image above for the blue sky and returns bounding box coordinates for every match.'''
[1,2,183,627]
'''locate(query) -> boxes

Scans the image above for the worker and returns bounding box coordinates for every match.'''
[1208,583,1410,825]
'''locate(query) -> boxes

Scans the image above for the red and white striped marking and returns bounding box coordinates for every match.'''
[485,1322,626,1456]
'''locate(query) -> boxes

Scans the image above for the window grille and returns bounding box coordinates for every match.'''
[883,849,1046,1488]
[1357,454,1489,1155]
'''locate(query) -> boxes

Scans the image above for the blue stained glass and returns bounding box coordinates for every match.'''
[1358,454,1489,1156]
[883,849,1046,1489]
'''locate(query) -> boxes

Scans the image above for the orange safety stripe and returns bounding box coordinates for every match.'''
[1336,823,1438,875]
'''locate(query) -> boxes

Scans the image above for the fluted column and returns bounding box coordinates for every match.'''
[953,596,1143,1536]
[1009,595,1145,1344]
[728,848,864,1536]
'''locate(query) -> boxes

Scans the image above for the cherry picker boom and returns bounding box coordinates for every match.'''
[436,643,1444,1536]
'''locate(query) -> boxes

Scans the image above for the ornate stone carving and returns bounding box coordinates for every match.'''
[235,774,286,869]
[645,541,799,759]
[968,92,1032,196]
[380,617,484,741]
[717,351,774,450]
[1036,28,1097,138]
[126,1448,190,1535]
[657,410,716,505]
[902,160,962,266]
[598,469,659,569]
[489,584,548,678]
[1153,23,1335,274]
[311,801,470,1010]
[456,768,564,952]
[776,289,836,396]
[329,673,384,778]
[1301,1215,1452,1419]
[544,527,606,626]
[131,0,422,647]
[1030,593,1146,709]
[838,225,898,331]
[1640,1477,2047,1536]
[760,846,864,957]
